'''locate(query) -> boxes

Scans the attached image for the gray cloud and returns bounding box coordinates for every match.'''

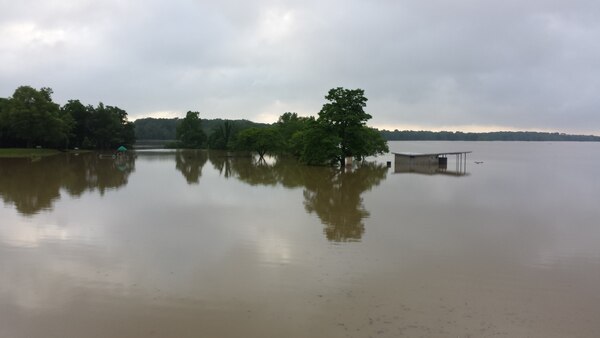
[1,0,599,133]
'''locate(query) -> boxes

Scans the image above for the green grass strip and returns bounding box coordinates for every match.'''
[0,148,62,158]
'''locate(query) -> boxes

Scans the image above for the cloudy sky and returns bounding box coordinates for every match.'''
[1,0,599,134]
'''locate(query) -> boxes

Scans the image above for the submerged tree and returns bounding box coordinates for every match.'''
[281,88,388,166]
[234,127,284,159]
[275,112,314,155]
[176,111,207,149]
[316,87,388,166]
[291,119,341,166]
[208,120,236,150]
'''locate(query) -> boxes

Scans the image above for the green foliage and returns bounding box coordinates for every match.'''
[62,100,92,148]
[176,111,207,148]
[0,98,7,141]
[258,90,389,166]
[133,117,268,141]
[316,87,388,165]
[202,118,268,136]
[133,117,180,140]
[275,112,315,155]
[319,88,371,128]
[0,148,61,158]
[90,103,131,149]
[352,127,389,160]
[291,121,341,166]
[234,127,284,158]
[1,86,70,148]
[208,120,236,150]
[0,86,135,150]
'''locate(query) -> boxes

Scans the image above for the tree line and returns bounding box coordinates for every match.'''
[134,117,266,140]
[1,85,387,165]
[161,87,389,166]
[0,86,135,149]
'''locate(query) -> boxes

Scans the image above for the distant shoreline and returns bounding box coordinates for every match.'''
[133,117,600,142]
[379,130,600,142]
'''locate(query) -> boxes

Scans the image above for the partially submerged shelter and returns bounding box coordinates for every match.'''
[393,151,471,176]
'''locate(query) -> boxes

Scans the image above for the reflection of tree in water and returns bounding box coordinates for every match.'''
[208,151,234,178]
[303,163,388,242]
[207,153,387,242]
[0,153,135,215]
[175,150,208,184]
[209,151,280,186]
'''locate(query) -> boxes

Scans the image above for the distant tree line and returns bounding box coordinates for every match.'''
[134,117,267,140]
[379,130,600,142]
[0,86,135,149]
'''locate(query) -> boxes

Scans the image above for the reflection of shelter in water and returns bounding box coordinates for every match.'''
[393,151,471,176]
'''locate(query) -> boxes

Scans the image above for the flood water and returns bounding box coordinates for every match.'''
[1,141,600,337]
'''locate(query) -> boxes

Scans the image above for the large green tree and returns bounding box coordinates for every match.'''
[3,86,71,148]
[316,87,388,166]
[0,85,134,150]
[176,111,207,148]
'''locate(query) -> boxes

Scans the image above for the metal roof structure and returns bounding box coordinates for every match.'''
[392,151,472,176]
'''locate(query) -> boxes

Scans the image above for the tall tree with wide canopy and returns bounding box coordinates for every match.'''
[4,86,71,148]
[313,87,389,166]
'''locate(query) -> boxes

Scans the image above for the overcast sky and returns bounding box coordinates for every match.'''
[1,0,599,134]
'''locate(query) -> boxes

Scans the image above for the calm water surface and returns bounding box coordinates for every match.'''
[1,141,599,337]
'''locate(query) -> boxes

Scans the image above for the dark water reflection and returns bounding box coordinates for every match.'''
[175,150,208,184]
[206,152,387,242]
[0,153,135,215]
[0,150,387,242]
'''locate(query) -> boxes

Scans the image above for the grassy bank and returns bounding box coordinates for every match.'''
[0,148,62,158]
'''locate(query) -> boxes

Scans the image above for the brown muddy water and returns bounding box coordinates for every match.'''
[1,141,599,337]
